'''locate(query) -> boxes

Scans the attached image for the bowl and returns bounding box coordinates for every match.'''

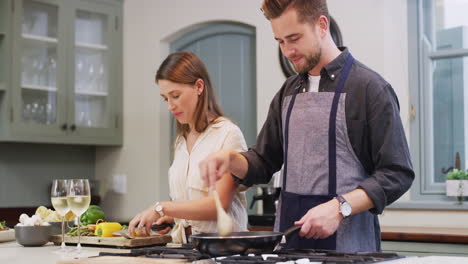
[48,221,75,235]
[14,225,51,247]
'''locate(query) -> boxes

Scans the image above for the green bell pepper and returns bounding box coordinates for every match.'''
[80,205,105,226]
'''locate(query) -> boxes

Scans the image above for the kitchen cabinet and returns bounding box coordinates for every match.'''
[0,0,122,145]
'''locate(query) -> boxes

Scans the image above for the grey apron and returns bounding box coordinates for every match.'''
[276,54,380,252]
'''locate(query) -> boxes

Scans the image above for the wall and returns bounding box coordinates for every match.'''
[96,0,278,222]
[96,0,468,228]
[0,143,95,207]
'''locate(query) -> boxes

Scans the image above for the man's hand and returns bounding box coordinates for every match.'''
[199,149,232,189]
[294,198,342,240]
[128,205,161,236]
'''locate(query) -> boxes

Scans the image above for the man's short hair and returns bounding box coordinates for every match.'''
[261,0,329,24]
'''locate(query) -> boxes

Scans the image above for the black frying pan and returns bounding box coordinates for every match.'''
[191,225,301,257]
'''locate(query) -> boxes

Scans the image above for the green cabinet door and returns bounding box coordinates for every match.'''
[3,0,122,145]
[66,0,122,145]
[10,0,67,139]
[0,0,13,138]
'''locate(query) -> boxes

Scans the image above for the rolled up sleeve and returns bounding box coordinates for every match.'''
[358,84,414,214]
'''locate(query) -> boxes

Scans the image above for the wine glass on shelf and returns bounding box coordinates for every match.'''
[67,179,91,254]
[98,63,105,92]
[48,57,57,88]
[76,56,84,92]
[51,179,70,254]
[88,62,95,91]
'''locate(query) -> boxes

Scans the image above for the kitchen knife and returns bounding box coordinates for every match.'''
[113,223,173,239]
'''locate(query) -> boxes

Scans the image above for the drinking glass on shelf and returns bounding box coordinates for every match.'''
[67,179,91,254]
[78,111,86,126]
[76,57,84,91]
[51,179,70,253]
[48,57,57,88]
[22,103,32,122]
[88,63,95,91]
[46,103,54,124]
[98,63,105,92]
[31,101,39,123]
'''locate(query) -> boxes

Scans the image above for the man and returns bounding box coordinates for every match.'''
[199,0,414,252]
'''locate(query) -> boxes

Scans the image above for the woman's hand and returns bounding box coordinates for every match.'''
[153,216,174,234]
[128,205,161,236]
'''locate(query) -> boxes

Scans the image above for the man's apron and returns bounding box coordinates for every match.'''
[276,54,380,252]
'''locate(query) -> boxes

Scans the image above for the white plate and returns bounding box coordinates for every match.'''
[0,229,15,243]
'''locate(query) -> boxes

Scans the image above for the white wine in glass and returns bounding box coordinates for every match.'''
[51,197,69,216]
[67,196,91,216]
[51,179,70,253]
[68,179,91,253]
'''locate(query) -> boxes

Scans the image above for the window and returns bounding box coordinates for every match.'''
[410,0,468,201]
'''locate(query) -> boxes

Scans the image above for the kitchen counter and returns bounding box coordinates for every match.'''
[1,240,468,263]
[0,241,130,264]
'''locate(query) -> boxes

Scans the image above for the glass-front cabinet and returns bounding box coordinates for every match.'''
[1,0,122,145]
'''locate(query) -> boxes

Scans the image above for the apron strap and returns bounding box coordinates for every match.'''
[282,78,304,190]
[328,54,355,195]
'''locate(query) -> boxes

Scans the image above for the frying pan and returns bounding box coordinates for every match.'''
[191,225,300,257]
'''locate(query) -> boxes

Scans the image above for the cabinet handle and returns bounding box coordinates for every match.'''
[61,124,68,130]
[70,124,77,131]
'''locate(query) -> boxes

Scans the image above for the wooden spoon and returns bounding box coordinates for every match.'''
[213,190,233,236]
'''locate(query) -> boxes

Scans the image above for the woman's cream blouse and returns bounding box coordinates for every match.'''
[168,117,248,243]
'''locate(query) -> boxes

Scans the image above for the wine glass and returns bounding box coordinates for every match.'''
[48,57,57,88]
[76,56,84,91]
[67,179,91,254]
[88,63,95,91]
[51,179,70,253]
[98,63,105,92]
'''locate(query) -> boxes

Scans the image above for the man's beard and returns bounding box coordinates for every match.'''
[292,50,321,74]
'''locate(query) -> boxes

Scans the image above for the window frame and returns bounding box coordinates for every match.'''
[408,0,468,204]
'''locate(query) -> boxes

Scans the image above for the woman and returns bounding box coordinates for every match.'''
[128,51,248,243]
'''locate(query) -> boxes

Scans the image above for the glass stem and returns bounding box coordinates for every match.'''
[61,216,65,249]
[77,216,81,250]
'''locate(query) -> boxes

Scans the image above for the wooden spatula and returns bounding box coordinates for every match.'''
[213,190,233,236]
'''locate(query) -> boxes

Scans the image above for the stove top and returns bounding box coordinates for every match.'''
[99,244,403,263]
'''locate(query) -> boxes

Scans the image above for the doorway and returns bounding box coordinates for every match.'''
[170,22,257,214]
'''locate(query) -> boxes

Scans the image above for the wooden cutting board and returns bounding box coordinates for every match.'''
[50,234,172,248]
[57,256,186,264]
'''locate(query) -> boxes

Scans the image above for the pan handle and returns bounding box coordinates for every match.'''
[273,225,302,252]
[283,225,301,239]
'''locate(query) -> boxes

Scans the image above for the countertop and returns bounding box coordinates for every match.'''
[0,241,130,264]
[1,240,468,264]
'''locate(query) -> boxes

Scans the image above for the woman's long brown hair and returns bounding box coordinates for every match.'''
[156,51,224,143]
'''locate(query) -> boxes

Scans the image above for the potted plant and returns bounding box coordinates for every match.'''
[445,169,468,204]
